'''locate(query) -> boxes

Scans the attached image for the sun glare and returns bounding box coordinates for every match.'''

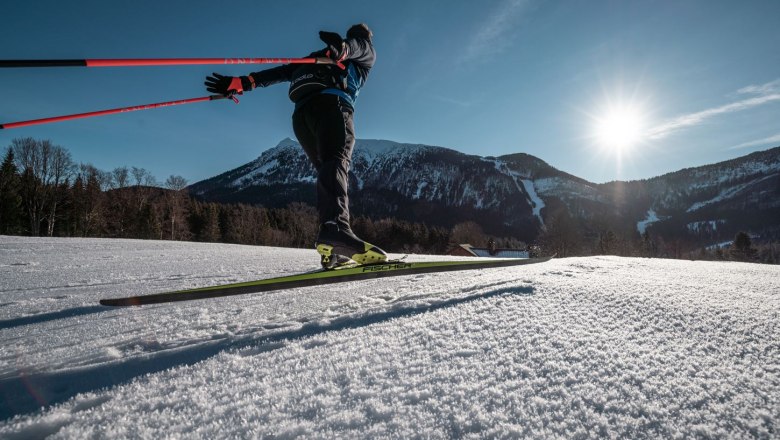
[595,106,644,151]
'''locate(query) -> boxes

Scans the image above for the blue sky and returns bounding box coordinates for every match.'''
[1,0,779,184]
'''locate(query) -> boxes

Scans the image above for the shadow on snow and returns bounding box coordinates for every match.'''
[0,306,107,330]
[0,285,533,421]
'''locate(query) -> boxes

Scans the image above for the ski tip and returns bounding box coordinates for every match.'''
[100,298,137,307]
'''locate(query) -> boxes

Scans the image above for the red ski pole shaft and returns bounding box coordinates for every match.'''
[0,57,336,68]
[0,95,228,129]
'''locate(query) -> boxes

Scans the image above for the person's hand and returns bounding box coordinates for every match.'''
[204,73,254,96]
[319,31,347,61]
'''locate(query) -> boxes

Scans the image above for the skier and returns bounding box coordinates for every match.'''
[204,24,387,269]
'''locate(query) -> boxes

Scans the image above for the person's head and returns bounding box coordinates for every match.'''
[347,23,372,41]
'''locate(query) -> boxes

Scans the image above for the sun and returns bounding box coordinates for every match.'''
[594,105,644,151]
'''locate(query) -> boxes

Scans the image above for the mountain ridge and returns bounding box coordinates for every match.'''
[189,138,780,247]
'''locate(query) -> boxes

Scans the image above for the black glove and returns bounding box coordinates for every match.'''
[319,31,348,61]
[204,73,255,96]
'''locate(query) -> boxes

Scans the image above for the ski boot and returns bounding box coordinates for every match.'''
[316,221,388,269]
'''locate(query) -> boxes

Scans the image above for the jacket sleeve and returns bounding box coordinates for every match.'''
[248,64,296,88]
[344,38,375,70]
[247,49,330,88]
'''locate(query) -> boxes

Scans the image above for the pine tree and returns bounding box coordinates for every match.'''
[641,230,658,257]
[81,165,106,236]
[731,231,756,261]
[537,204,580,257]
[0,148,22,234]
[598,230,617,255]
[136,203,161,239]
[202,203,221,242]
[69,175,86,235]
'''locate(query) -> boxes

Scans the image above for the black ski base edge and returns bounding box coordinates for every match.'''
[100,256,553,307]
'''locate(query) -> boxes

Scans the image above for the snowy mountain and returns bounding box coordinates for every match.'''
[1,236,778,437]
[189,139,590,241]
[189,139,780,244]
[599,147,780,242]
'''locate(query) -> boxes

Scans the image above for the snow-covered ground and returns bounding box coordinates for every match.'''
[1,236,778,438]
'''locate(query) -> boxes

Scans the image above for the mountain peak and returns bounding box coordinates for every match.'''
[355,139,402,156]
[275,137,299,148]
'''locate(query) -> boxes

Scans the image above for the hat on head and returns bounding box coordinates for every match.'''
[347,23,372,40]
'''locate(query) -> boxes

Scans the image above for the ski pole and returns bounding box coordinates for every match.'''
[0,57,338,68]
[0,95,231,129]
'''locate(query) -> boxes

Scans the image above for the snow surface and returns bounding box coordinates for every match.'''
[637,209,661,235]
[233,159,280,188]
[1,236,779,438]
[482,158,545,225]
[414,181,429,200]
[534,177,602,202]
[355,139,405,160]
[687,220,726,233]
[520,179,545,224]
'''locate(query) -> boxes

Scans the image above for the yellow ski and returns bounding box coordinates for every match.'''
[100,256,553,306]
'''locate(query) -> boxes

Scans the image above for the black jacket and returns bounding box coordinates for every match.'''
[250,37,375,109]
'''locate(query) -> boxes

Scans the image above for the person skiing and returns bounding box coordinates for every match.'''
[204,24,387,269]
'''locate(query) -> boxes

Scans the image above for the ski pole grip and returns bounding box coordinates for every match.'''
[313,57,346,70]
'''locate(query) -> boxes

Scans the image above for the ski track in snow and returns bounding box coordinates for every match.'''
[0,236,779,438]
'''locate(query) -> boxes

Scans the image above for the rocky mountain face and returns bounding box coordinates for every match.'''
[189,138,780,246]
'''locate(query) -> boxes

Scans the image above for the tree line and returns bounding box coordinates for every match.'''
[1,137,776,264]
[0,138,522,254]
[536,201,778,264]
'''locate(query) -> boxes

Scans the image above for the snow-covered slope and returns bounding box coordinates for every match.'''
[1,236,778,438]
[600,147,780,237]
[190,139,780,246]
[189,139,571,239]
[653,147,780,212]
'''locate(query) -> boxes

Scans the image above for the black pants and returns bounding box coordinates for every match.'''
[292,94,355,230]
